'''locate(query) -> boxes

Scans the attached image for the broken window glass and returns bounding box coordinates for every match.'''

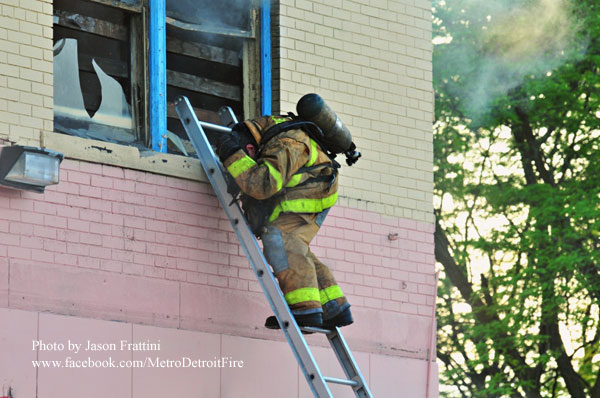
[54,38,137,145]
[53,0,144,148]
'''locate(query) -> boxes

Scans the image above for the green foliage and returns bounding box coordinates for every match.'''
[433,0,600,397]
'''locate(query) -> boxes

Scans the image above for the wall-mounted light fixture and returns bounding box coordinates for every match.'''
[0,145,64,193]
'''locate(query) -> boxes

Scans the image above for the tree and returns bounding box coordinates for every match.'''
[433,0,600,396]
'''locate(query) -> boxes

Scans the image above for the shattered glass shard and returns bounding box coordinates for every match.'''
[53,38,136,144]
[92,59,133,130]
[53,38,89,121]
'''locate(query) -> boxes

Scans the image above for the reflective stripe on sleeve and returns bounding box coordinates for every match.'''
[285,173,302,188]
[227,155,257,178]
[285,140,319,188]
[319,285,344,305]
[264,161,283,192]
[284,287,320,305]
[306,139,318,167]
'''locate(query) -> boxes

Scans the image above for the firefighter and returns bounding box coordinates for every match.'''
[215,114,353,329]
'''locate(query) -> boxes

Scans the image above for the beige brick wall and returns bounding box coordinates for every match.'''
[0,0,53,147]
[273,0,434,223]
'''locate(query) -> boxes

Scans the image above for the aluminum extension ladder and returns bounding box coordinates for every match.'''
[175,96,373,398]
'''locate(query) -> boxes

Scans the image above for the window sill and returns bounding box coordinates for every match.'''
[42,131,207,183]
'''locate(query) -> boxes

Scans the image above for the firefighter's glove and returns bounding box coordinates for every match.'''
[216,132,242,162]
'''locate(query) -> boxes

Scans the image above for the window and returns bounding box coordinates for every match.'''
[53,0,141,145]
[53,0,259,156]
[165,0,259,154]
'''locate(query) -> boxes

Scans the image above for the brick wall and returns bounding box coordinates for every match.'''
[1,159,436,354]
[273,0,434,223]
[0,0,53,146]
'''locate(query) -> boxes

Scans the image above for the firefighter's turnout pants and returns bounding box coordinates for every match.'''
[262,211,349,320]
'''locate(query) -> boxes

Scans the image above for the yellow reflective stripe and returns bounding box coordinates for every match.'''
[264,161,283,192]
[284,287,320,305]
[272,116,287,124]
[306,139,318,167]
[320,285,344,305]
[227,155,256,178]
[269,206,282,223]
[227,156,282,192]
[269,192,338,222]
[285,139,319,188]
[285,174,302,188]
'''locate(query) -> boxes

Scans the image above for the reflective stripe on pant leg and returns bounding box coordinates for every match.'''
[319,285,344,305]
[284,287,320,305]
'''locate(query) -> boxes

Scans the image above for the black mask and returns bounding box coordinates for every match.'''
[231,122,258,153]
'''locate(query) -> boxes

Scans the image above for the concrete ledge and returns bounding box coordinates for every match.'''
[42,131,207,183]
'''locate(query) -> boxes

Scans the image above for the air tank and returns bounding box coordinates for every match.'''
[296,93,353,153]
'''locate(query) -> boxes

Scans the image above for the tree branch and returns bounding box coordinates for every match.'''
[514,106,556,186]
[591,367,600,398]
[540,280,587,397]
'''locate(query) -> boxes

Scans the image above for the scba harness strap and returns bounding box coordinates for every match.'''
[241,118,339,236]
[259,117,340,190]
[259,119,335,162]
[259,116,360,167]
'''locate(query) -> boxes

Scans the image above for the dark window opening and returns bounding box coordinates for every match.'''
[53,0,141,147]
[165,0,256,155]
[52,0,258,157]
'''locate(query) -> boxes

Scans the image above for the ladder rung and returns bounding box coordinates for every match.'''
[324,376,359,387]
[300,326,333,334]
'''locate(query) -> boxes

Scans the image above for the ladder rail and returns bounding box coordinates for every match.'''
[175,96,334,398]
[328,328,374,397]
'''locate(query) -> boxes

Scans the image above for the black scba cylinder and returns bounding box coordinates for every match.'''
[296,93,353,154]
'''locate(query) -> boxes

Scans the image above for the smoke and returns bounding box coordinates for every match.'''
[435,0,586,121]
[166,0,254,30]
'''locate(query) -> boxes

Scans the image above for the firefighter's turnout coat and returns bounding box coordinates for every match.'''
[223,116,350,319]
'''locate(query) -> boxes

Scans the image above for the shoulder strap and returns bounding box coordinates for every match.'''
[260,120,323,147]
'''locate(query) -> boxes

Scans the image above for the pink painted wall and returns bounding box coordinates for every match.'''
[0,159,437,397]
[0,308,438,398]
